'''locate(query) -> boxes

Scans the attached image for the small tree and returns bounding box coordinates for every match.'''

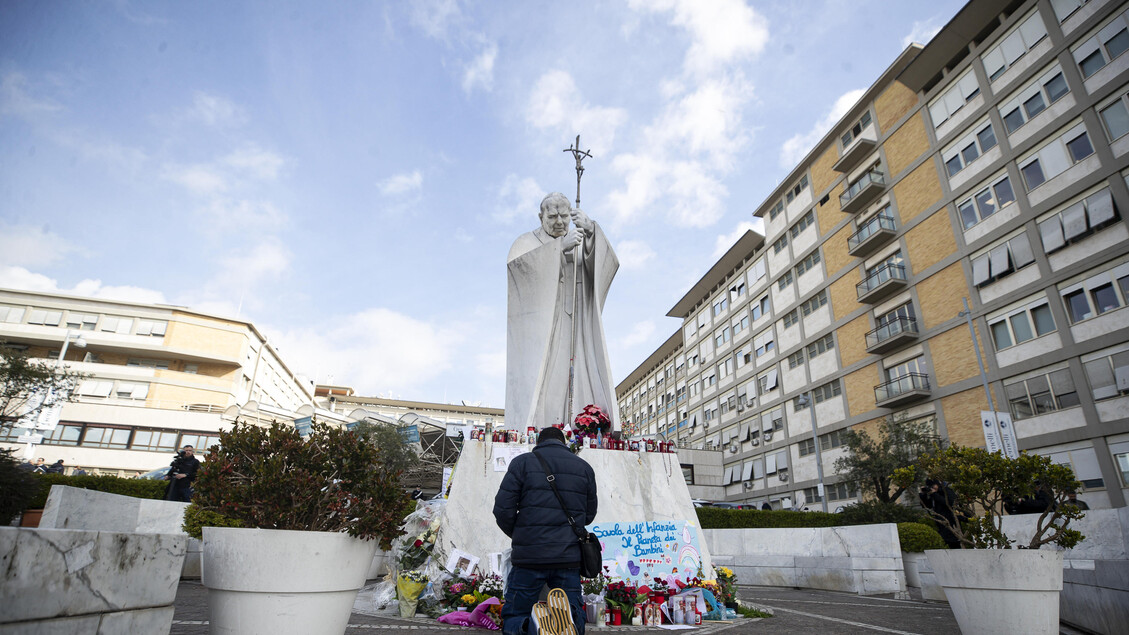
[894,445,1085,549]
[833,415,940,504]
[350,420,423,486]
[1,342,84,424]
[0,448,42,523]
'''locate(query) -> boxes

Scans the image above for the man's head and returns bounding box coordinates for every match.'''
[1067,491,1078,500]
[924,478,940,492]
[35,458,44,465]
[537,426,567,444]
[182,445,194,458]
[539,193,571,238]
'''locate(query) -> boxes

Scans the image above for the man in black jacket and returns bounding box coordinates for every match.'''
[165,445,201,502]
[493,427,597,635]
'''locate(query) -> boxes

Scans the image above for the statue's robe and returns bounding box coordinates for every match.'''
[505,225,619,431]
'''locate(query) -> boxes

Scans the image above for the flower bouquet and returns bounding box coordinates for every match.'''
[571,404,612,451]
[397,569,429,617]
[715,566,738,607]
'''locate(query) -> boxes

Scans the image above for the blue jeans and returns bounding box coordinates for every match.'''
[502,566,585,635]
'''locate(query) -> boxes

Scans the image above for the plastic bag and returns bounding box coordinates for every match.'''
[397,574,429,618]
[353,580,400,617]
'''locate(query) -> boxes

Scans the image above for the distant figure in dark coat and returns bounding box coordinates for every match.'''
[164,446,200,502]
[919,479,961,548]
[45,459,65,474]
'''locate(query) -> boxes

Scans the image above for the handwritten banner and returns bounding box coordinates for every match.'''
[588,520,701,589]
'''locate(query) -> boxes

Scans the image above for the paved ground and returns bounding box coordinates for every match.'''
[171,581,968,634]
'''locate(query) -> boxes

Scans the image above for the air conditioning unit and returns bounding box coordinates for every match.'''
[703,422,709,430]
[751,438,760,446]
[728,443,739,454]
[743,481,753,490]
[763,432,773,442]
[778,472,789,482]
[737,404,744,412]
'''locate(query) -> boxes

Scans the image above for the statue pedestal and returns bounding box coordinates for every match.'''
[435,440,714,582]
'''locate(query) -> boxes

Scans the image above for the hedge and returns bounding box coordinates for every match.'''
[695,507,842,529]
[897,522,947,552]
[29,473,168,508]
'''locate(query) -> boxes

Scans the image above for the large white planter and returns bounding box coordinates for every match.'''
[203,527,378,635]
[927,549,1063,635]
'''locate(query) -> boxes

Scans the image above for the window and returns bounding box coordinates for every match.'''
[714,326,730,348]
[802,486,823,503]
[704,372,717,387]
[928,68,981,127]
[712,297,728,317]
[26,309,63,326]
[1038,187,1118,252]
[136,319,167,337]
[115,382,150,400]
[782,309,799,328]
[1049,0,1091,23]
[790,211,815,238]
[81,426,131,449]
[1072,8,1129,79]
[819,428,847,451]
[1005,368,1080,419]
[886,356,926,382]
[806,334,835,360]
[65,313,99,331]
[718,357,734,380]
[757,368,779,394]
[798,438,816,456]
[773,235,788,254]
[970,232,1036,287]
[877,302,915,329]
[800,290,828,316]
[1059,262,1129,323]
[999,65,1073,134]
[754,329,775,358]
[989,300,1056,350]
[841,111,873,147]
[943,120,998,177]
[1099,91,1129,140]
[787,350,805,369]
[1082,348,1129,400]
[981,10,1048,81]
[768,200,784,221]
[732,314,749,337]
[778,271,794,290]
[127,358,171,370]
[179,433,220,454]
[1118,452,1129,487]
[957,173,1016,229]
[795,250,822,276]
[42,423,82,446]
[748,258,767,282]
[826,482,857,502]
[1018,122,1094,191]
[76,380,114,397]
[0,305,26,324]
[786,175,809,204]
[751,295,770,320]
[730,280,747,301]
[813,379,842,403]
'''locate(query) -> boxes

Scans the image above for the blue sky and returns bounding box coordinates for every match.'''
[0,0,966,408]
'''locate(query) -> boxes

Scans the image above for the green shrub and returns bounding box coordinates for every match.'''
[897,522,946,552]
[190,421,410,548]
[28,473,168,508]
[183,504,244,539]
[696,507,841,529]
[0,449,43,524]
[836,499,926,525]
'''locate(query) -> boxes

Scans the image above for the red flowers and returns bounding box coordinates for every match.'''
[414,539,424,547]
[573,404,611,436]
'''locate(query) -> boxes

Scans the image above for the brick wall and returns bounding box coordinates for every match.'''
[928,325,982,388]
[904,209,958,276]
[891,162,943,222]
[940,388,993,448]
[829,270,860,322]
[884,112,930,177]
[838,314,871,368]
[811,145,841,200]
[915,263,969,330]
[874,80,918,135]
[843,364,880,417]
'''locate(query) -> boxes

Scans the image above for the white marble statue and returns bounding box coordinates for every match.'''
[505,192,620,431]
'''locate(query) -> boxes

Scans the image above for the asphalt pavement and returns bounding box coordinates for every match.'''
[170,581,968,634]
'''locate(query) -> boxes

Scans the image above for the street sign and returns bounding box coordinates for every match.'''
[399,425,420,443]
[294,416,312,437]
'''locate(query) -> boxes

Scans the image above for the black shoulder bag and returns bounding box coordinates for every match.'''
[532,449,603,577]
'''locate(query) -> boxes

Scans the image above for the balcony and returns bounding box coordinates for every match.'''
[833,128,878,173]
[874,373,931,408]
[865,317,919,355]
[840,171,886,213]
[847,213,897,258]
[856,263,908,304]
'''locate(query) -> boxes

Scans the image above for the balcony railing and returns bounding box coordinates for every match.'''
[856,263,908,303]
[833,129,878,173]
[874,373,931,407]
[840,170,886,213]
[865,317,919,354]
[847,213,897,257]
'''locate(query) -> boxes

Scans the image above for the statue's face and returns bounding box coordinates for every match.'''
[540,200,570,238]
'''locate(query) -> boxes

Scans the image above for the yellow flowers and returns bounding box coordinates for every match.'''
[461,593,478,606]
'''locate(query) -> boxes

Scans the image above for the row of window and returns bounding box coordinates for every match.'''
[0,422,218,453]
[0,304,168,337]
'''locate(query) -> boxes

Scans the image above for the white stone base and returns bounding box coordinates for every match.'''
[0,607,174,635]
[0,527,185,633]
[928,549,1063,635]
[436,440,713,578]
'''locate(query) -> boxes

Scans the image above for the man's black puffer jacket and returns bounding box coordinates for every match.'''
[493,438,598,568]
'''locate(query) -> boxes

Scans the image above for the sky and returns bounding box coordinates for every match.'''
[0,0,967,409]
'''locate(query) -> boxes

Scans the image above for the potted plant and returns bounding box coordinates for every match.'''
[896,522,946,600]
[894,446,1085,634]
[185,420,410,635]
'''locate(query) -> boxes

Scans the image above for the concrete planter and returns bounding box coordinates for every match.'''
[202,527,378,635]
[927,549,1063,634]
[366,549,390,580]
[0,526,186,634]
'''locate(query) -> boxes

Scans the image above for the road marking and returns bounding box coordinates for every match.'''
[750,597,950,611]
[756,606,924,634]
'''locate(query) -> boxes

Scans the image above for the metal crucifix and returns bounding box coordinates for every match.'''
[563,135,593,208]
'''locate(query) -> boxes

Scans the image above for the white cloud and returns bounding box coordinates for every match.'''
[620,320,657,348]
[462,41,497,94]
[215,240,291,286]
[0,266,168,305]
[712,220,760,259]
[526,71,627,157]
[628,0,769,75]
[187,92,247,127]
[378,170,424,196]
[163,163,227,195]
[0,71,63,117]
[410,0,461,40]
[271,307,464,396]
[493,174,543,225]
[198,199,287,232]
[615,240,656,270]
[0,222,79,268]
[223,146,285,180]
[779,88,865,168]
[902,19,944,49]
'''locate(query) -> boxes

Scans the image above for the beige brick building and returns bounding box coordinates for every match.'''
[617,0,1129,510]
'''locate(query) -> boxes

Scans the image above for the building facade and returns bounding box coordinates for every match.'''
[617,0,1129,510]
[0,288,316,475]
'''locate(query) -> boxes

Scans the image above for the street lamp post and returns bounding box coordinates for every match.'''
[56,330,87,368]
[798,392,829,512]
[23,331,87,458]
